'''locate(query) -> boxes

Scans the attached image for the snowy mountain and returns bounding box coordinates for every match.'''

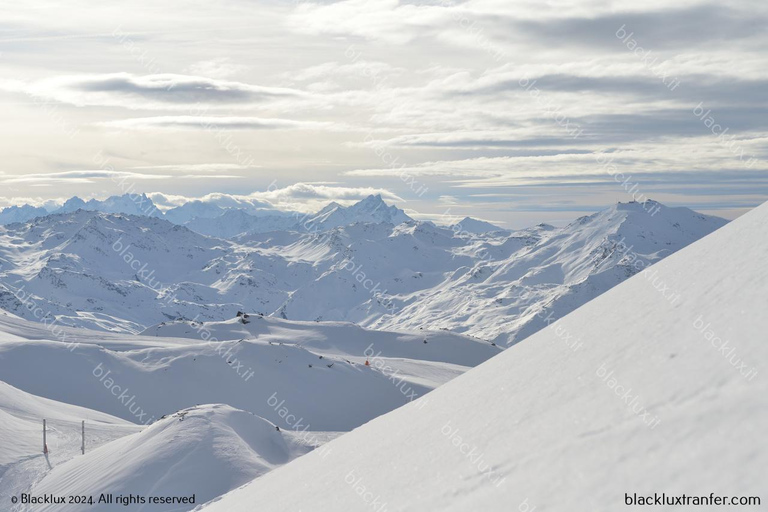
[449,216,506,234]
[0,194,410,239]
[0,205,49,225]
[300,194,412,231]
[198,201,767,512]
[0,200,726,347]
[164,200,226,224]
[57,194,161,217]
[184,209,298,238]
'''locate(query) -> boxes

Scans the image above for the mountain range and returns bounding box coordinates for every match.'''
[0,195,726,346]
[0,193,417,236]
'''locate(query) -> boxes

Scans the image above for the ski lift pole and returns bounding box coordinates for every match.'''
[43,419,48,454]
[81,420,85,455]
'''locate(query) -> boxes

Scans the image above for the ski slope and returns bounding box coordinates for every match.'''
[200,202,767,511]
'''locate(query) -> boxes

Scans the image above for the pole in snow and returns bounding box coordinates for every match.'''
[43,419,48,454]
[81,421,85,455]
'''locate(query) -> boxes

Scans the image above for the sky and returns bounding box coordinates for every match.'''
[0,0,767,228]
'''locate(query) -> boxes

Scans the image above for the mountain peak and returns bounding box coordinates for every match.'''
[450,216,505,234]
[352,194,387,211]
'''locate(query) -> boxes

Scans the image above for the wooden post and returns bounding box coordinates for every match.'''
[81,421,85,455]
[43,419,48,454]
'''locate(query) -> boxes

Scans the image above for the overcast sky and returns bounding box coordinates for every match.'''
[1,0,767,227]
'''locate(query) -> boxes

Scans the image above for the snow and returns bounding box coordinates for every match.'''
[449,216,506,234]
[199,201,767,512]
[0,205,49,226]
[0,381,139,505]
[0,313,492,510]
[0,314,497,431]
[0,381,135,469]
[23,405,323,512]
[164,201,225,225]
[0,199,725,349]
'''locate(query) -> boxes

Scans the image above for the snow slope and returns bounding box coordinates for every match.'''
[0,381,136,470]
[0,381,140,503]
[20,405,325,512]
[0,314,497,431]
[140,316,498,367]
[200,201,767,512]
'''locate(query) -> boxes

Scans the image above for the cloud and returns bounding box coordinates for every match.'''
[131,163,260,172]
[511,4,767,50]
[100,116,350,131]
[344,138,768,187]
[11,73,305,110]
[288,0,446,44]
[187,58,249,79]
[149,183,405,213]
[1,170,172,184]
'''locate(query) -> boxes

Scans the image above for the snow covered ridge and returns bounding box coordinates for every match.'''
[0,198,726,344]
[0,382,336,512]
[0,193,412,234]
[20,404,324,512]
[197,202,767,512]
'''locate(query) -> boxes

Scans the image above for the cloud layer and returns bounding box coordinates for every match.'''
[0,0,766,226]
